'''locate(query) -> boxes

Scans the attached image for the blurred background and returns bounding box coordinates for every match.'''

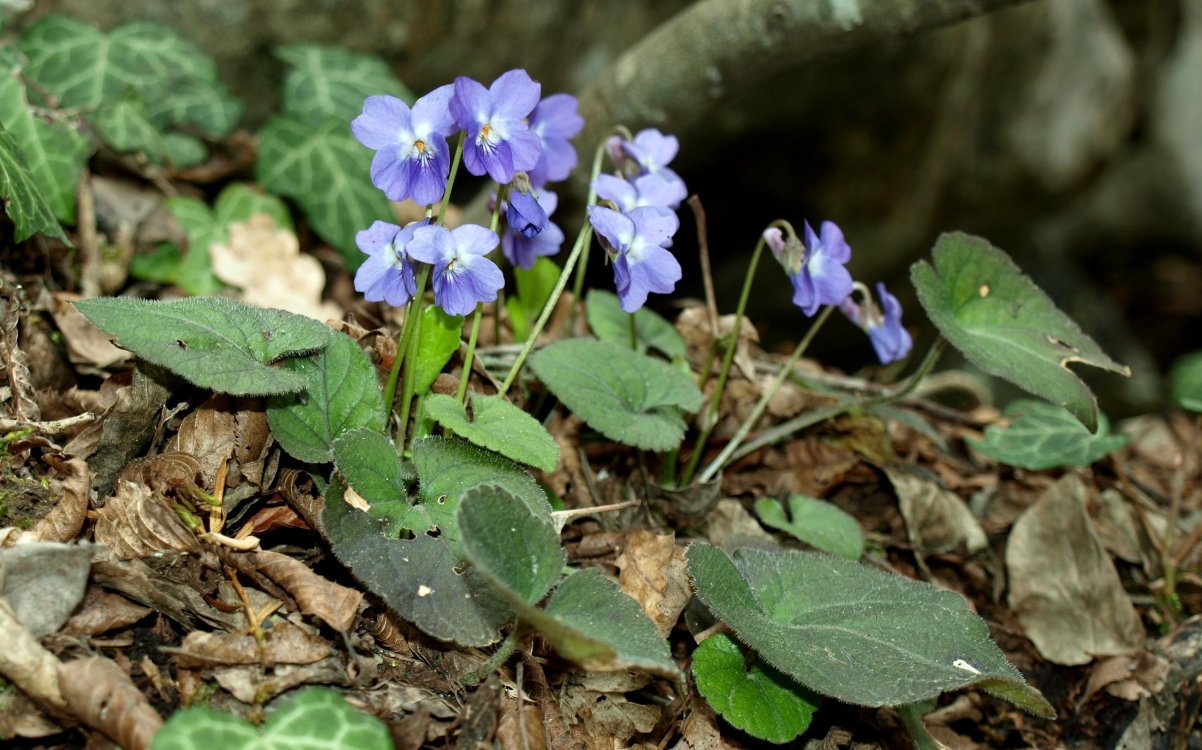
[7,0,1200,415]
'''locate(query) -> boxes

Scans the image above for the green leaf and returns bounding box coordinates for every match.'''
[0,69,89,224]
[151,686,392,750]
[528,338,703,451]
[754,495,864,560]
[459,484,565,606]
[322,481,510,647]
[692,632,818,744]
[267,331,387,463]
[1170,350,1202,412]
[257,115,393,266]
[74,296,330,395]
[968,399,1128,470]
[687,543,1055,717]
[586,288,686,359]
[425,393,559,472]
[332,428,423,538]
[92,91,175,165]
[0,126,68,243]
[411,306,462,396]
[911,232,1128,431]
[509,258,562,342]
[214,183,294,230]
[276,44,414,127]
[145,76,242,137]
[412,436,549,556]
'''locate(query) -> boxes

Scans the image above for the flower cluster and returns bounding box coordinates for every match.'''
[349,69,583,314]
[589,129,688,312]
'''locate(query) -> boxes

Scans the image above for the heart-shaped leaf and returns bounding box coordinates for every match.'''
[587,288,686,359]
[754,495,864,560]
[0,126,67,243]
[528,337,703,451]
[687,543,1054,717]
[425,392,559,472]
[267,331,387,463]
[276,44,414,127]
[151,686,391,750]
[911,232,1128,431]
[692,632,818,743]
[332,428,422,537]
[74,296,330,395]
[968,399,1128,470]
[459,484,564,606]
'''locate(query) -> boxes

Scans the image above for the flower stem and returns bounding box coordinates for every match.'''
[383,266,431,420]
[497,141,607,397]
[396,297,427,447]
[436,131,466,227]
[679,237,766,486]
[696,304,835,485]
[567,140,610,331]
[458,307,484,402]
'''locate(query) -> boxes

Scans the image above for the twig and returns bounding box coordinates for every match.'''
[688,195,720,338]
[0,412,96,434]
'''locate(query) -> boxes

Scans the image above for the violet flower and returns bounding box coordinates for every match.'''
[353,220,421,306]
[528,93,584,186]
[587,205,681,313]
[593,172,687,213]
[408,224,504,316]
[351,87,456,206]
[781,220,854,317]
[506,180,548,238]
[504,190,563,270]
[840,282,913,364]
[619,128,687,204]
[451,69,542,184]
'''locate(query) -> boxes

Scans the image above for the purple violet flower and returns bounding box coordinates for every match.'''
[451,69,542,184]
[587,205,681,313]
[504,190,563,270]
[506,181,548,238]
[778,220,853,317]
[622,128,679,173]
[408,224,505,316]
[528,93,584,186]
[353,220,422,306]
[593,172,687,213]
[351,87,456,206]
[840,282,913,365]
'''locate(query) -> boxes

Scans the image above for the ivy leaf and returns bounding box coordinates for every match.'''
[0,69,89,224]
[322,482,510,647]
[152,687,392,750]
[145,77,242,138]
[256,115,393,267]
[687,543,1055,717]
[411,306,462,396]
[425,393,559,472]
[911,232,1128,431]
[586,288,686,359]
[74,296,330,395]
[508,258,561,342]
[92,91,177,165]
[1170,351,1202,412]
[276,44,414,127]
[0,126,68,244]
[267,331,387,464]
[968,399,1128,470]
[528,338,703,451]
[459,484,565,606]
[692,632,818,744]
[754,495,864,560]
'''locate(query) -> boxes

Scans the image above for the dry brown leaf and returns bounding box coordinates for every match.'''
[615,530,690,638]
[558,677,660,749]
[1007,473,1145,665]
[94,480,200,560]
[169,394,272,492]
[675,693,727,750]
[884,466,988,558]
[175,619,331,669]
[724,439,862,499]
[58,656,162,750]
[90,549,243,631]
[61,586,153,637]
[0,688,62,739]
[704,499,776,551]
[0,596,67,711]
[119,451,204,496]
[676,306,760,382]
[49,292,131,369]
[252,549,364,632]
[497,697,548,750]
[31,454,91,543]
[240,503,308,535]
[1,285,40,422]
[212,657,350,705]
[210,214,341,322]
[1081,650,1170,704]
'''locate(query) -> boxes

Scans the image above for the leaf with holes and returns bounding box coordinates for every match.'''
[587,288,686,359]
[74,296,330,395]
[528,338,703,451]
[755,495,864,560]
[911,232,1128,431]
[693,632,818,743]
[332,428,424,538]
[968,399,1128,470]
[276,44,414,127]
[425,393,559,472]
[257,115,393,267]
[687,543,1055,717]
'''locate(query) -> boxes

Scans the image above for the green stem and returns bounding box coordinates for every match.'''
[628,310,639,349]
[567,141,610,332]
[498,141,607,397]
[396,303,426,447]
[435,131,466,227]
[464,629,521,686]
[383,267,431,419]
[696,304,835,485]
[679,237,766,486]
[458,307,484,402]
[898,704,940,750]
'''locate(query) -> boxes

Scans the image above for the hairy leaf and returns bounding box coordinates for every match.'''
[276,44,414,127]
[74,296,330,395]
[459,485,564,606]
[267,331,387,463]
[425,393,559,471]
[587,288,686,359]
[911,232,1128,431]
[968,399,1128,470]
[754,495,864,560]
[332,428,423,538]
[529,338,703,451]
[693,632,818,743]
[687,543,1055,717]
